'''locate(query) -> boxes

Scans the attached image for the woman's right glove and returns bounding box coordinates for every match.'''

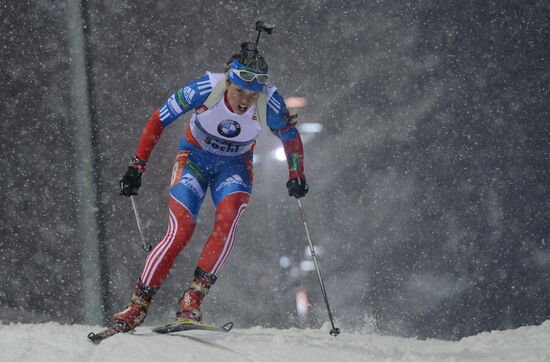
[286,177,309,198]
[120,156,146,196]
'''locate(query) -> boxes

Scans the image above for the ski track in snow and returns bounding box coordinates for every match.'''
[1,321,550,361]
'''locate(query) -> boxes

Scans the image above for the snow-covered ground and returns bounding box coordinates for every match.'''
[1,320,550,362]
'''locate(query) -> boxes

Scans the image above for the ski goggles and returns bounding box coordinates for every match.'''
[230,68,269,85]
[227,59,269,92]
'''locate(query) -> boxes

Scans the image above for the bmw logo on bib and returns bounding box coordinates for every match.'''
[217,120,241,138]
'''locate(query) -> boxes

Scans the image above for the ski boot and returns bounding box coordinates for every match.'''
[176,268,217,322]
[113,280,157,332]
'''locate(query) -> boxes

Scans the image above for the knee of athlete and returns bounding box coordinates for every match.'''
[216,198,248,225]
[219,192,250,208]
[214,204,246,234]
[213,215,237,232]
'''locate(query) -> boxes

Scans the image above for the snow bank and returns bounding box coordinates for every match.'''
[1,320,550,362]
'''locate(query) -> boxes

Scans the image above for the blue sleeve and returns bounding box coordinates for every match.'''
[158,74,213,127]
[267,90,299,142]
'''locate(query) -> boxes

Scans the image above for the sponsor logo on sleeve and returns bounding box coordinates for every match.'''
[183,86,195,104]
[177,89,190,110]
[288,153,300,172]
[167,94,183,115]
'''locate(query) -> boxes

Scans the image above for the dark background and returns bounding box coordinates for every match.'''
[1,0,549,340]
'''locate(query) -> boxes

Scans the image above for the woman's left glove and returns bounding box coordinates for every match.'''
[286,177,309,198]
[120,156,146,196]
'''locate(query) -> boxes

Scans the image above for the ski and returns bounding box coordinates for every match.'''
[87,322,129,344]
[88,319,232,343]
[152,319,233,334]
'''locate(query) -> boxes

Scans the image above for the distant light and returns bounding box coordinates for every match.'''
[296,288,309,320]
[279,255,290,268]
[299,123,323,134]
[300,260,316,272]
[304,245,324,258]
[286,97,308,109]
[272,147,286,161]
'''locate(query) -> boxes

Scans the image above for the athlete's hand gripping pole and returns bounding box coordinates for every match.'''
[296,199,340,336]
[130,196,152,252]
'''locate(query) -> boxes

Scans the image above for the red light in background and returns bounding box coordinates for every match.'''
[286,97,308,109]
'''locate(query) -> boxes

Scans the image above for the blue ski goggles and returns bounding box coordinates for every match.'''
[227,59,268,92]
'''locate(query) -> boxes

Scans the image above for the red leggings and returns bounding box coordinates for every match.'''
[140,192,249,288]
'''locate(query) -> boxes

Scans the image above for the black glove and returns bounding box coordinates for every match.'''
[286,177,309,198]
[120,157,145,196]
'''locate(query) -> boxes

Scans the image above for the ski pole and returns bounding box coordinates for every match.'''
[296,199,340,336]
[130,196,152,252]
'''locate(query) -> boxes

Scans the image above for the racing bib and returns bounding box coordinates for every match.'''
[190,97,261,156]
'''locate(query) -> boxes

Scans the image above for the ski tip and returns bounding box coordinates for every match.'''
[221,321,233,332]
[87,332,103,344]
[87,323,126,344]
